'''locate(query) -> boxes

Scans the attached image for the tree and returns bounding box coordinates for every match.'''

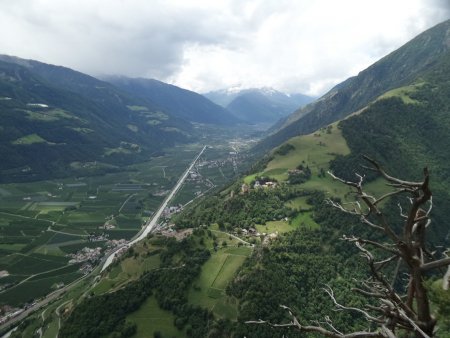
[249,156,450,337]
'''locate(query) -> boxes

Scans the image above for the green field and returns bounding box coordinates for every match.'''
[12,133,48,145]
[189,245,252,319]
[128,296,185,338]
[285,196,312,209]
[256,220,295,234]
[92,238,164,296]
[0,270,81,306]
[0,128,257,313]
[0,144,210,307]
[245,122,350,184]
[242,123,390,204]
[379,82,425,105]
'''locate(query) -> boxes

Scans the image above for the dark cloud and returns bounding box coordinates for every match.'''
[0,0,448,95]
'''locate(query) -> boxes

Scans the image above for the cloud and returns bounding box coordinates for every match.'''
[0,0,448,96]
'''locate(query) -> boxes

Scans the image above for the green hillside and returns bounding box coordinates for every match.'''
[0,56,195,182]
[6,18,450,338]
[104,76,240,125]
[257,19,450,152]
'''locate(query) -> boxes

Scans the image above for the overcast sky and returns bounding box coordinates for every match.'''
[0,0,449,96]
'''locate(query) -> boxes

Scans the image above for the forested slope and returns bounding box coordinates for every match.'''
[256,19,450,153]
[0,56,194,182]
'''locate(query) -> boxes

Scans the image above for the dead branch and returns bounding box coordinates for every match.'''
[250,156,448,337]
[246,305,386,338]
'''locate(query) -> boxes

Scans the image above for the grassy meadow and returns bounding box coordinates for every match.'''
[188,244,252,320]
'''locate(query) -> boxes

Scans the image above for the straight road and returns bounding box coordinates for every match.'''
[101,145,207,271]
[0,146,208,334]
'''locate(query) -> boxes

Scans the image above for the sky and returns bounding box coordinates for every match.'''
[0,0,449,96]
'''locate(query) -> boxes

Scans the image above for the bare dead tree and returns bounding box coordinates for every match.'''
[247,156,450,337]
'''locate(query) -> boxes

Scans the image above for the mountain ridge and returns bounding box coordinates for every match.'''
[204,87,314,123]
[256,19,450,152]
[0,55,195,182]
[103,76,240,126]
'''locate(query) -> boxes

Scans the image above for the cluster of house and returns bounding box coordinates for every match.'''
[238,228,278,244]
[239,227,258,236]
[68,247,102,264]
[254,180,277,189]
[240,180,278,194]
[109,245,130,263]
[162,205,183,217]
[80,263,94,275]
[158,226,193,241]
[197,159,222,169]
[106,239,128,248]
[196,149,244,173]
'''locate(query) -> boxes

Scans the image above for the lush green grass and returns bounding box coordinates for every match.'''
[0,271,81,306]
[0,243,26,251]
[12,133,48,145]
[127,296,185,338]
[0,253,67,275]
[28,263,81,281]
[255,220,295,234]
[91,278,117,295]
[285,196,312,209]
[243,123,351,198]
[126,105,149,111]
[47,232,82,244]
[212,297,239,320]
[266,123,350,173]
[93,240,163,296]
[188,245,251,319]
[301,174,353,197]
[379,82,425,104]
[0,142,238,307]
[42,314,59,338]
[58,241,105,254]
[211,254,247,289]
[290,212,320,229]
[34,245,66,256]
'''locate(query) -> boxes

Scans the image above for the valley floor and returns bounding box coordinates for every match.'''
[0,128,257,335]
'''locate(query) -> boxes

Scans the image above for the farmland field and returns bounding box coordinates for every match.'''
[0,123,259,328]
[188,244,252,319]
[0,140,250,307]
[127,296,185,338]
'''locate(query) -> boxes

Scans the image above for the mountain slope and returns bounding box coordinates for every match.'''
[256,19,450,151]
[205,87,314,123]
[104,76,240,125]
[246,51,450,245]
[0,56,194,182]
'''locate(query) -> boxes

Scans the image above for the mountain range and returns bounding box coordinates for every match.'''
[204,87,314,123]
[3,16,450,338]
[253,19,450,244]
[103,76,239,125]
[256,19,450,152]
[0,56,245,182]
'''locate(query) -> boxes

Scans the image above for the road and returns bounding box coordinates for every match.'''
[0,273,91,336]
[101,145,207,272]
[0,145,207,334]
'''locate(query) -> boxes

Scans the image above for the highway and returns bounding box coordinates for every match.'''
[0,145,207,335]
[101,145,207,271]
